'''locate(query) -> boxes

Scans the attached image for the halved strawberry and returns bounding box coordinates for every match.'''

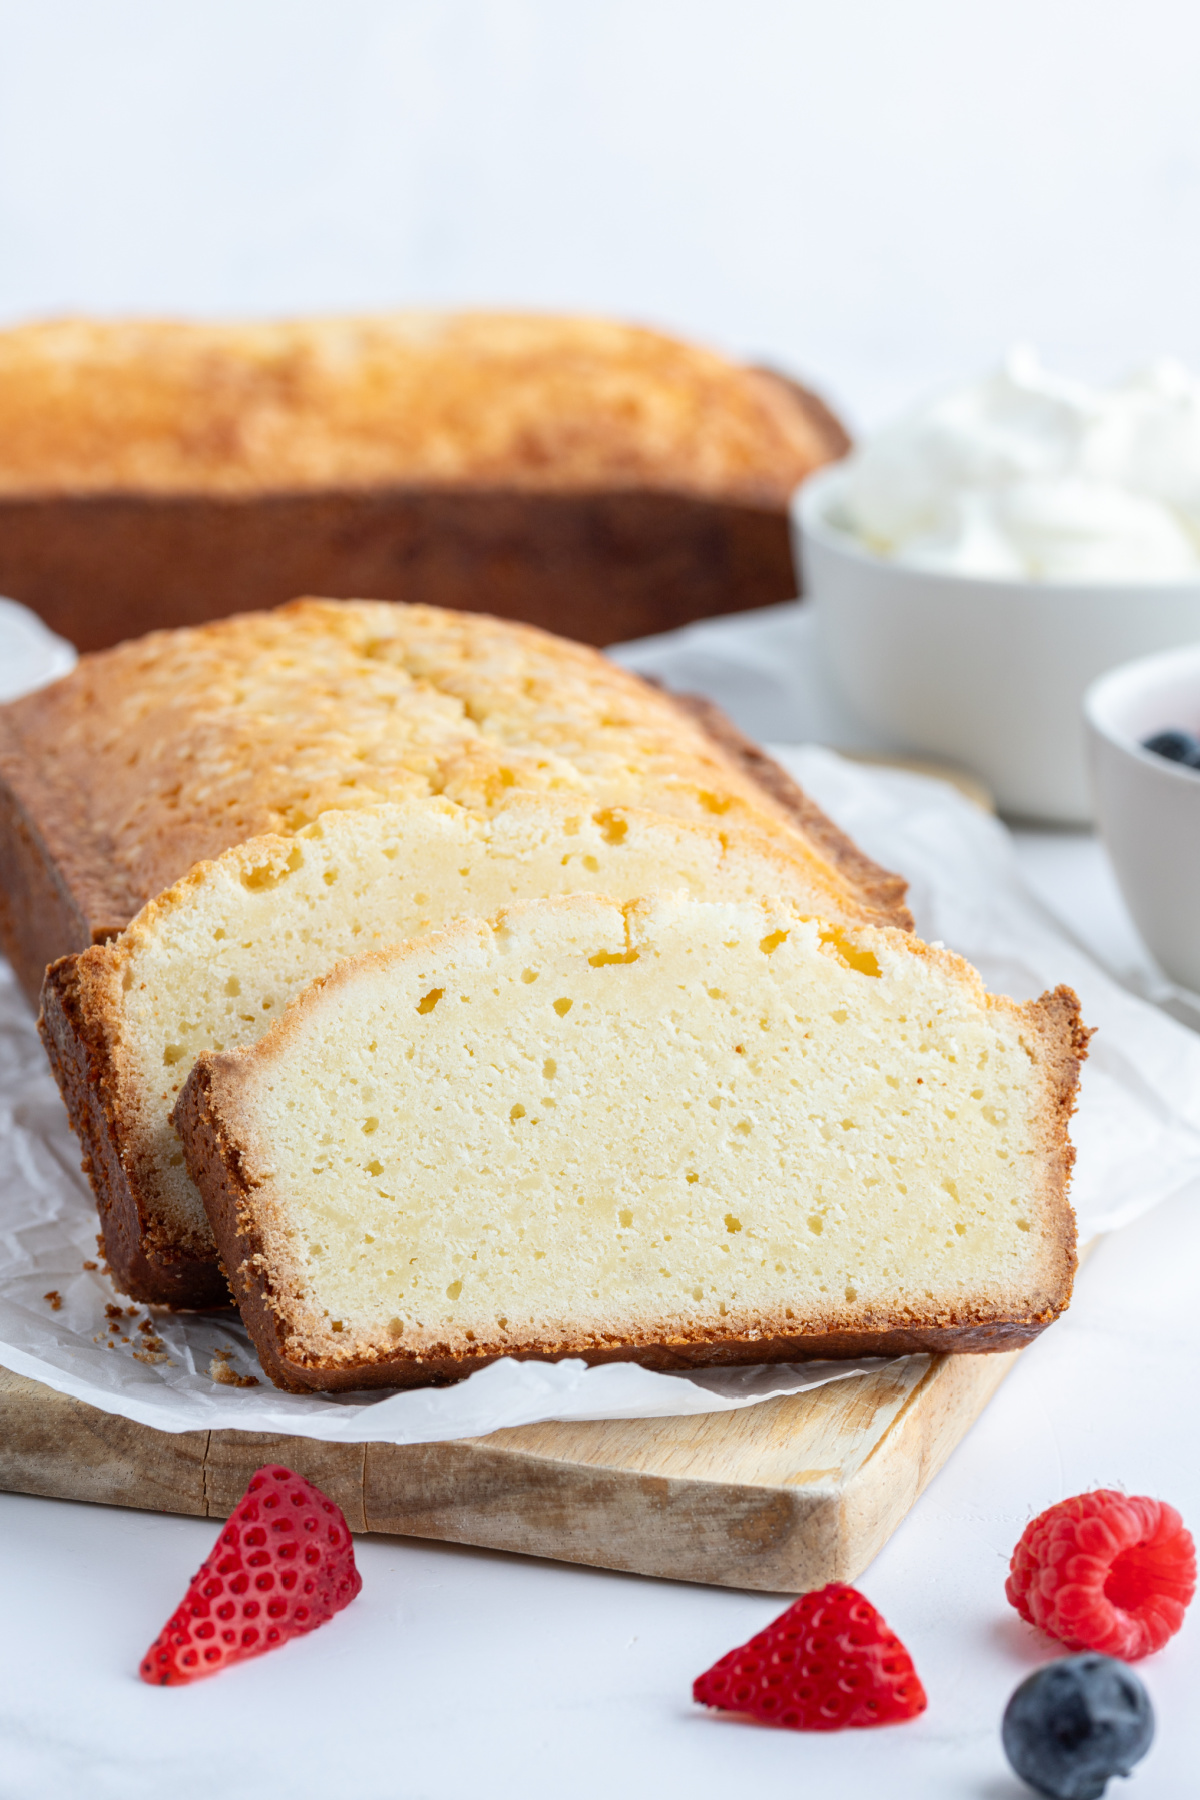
[140,1464,361,1684]
[694,1583,927,1730]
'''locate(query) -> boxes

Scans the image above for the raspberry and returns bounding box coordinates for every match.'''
[1006,1489,1196,1661]
[693,1583,927,1731]
[140,1464,362,1685]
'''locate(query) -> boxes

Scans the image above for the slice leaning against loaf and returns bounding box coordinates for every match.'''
[0,597,912,1009]
[39,793,886,1308]
[174,894,1088,1392]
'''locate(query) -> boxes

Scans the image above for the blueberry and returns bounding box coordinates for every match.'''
[1142,728,1200,769]
[1002,1655,1154,1799]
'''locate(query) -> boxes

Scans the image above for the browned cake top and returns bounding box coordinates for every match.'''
[0,312,835,503]
[4,598,887,922]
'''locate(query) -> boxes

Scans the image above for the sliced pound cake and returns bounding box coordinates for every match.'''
[40,795,881,1307]
[1,597,908,1006]
[174,895,1088,1391]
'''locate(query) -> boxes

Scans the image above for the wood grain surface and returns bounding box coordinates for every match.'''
[0,1349,1017,1592]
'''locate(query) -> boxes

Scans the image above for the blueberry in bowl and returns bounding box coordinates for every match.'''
[1142,727,1200,768]
[1001,1654,1154,1799]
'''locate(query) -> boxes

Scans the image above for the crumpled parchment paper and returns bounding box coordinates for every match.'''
[1,747,1197,1446]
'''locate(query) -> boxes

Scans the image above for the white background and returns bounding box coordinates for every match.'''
[3,0,1200,426]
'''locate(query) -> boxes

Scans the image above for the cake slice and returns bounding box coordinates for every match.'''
[40,795,885,1307]
[0,596,909,1008]
[174,895,1087,1392]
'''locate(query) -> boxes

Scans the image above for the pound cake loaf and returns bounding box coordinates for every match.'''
[0,312,848,651]
[39,795,883,1307]
[175,894,1087,1391]
[0,598,910,1007]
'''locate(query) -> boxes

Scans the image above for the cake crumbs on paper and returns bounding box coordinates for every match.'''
[126,1317,173,1365]
[210,1348,259,1388]
[43,1290,62,1311]
[81,1260,98,1272]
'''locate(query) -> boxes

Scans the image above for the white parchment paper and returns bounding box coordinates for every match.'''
[1,750,1198,1446]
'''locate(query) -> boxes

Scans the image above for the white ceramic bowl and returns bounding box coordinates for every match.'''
[793,465,1200,821]
[1085,644,1200,991]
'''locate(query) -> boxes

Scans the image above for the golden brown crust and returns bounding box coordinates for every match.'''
[665,692,913,931]
[174,968,1087,1393]
[243,1322,1054,1394]
[38,957,231,1308]
[174,1060,296,1360]
[0,711,141,1005]
[751,367,853,462]
[0,314,837,503]
[0,600,907,1003]
[1020,982,1092,1310]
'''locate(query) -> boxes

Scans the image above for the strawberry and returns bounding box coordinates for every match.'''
[1006,1489,1196,1661]
[140,1463,361,1684]
[693,1583,927,1730]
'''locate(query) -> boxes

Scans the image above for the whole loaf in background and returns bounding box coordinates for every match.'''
[0,312,849,651]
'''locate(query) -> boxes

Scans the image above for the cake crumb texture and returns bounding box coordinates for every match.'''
[50,794,878,1283]
[175,894,1084,1391]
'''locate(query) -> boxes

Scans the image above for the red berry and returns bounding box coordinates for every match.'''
[1006,1489,1196,1661]
[693,1583,927,1731]
[139,1464,362,1685]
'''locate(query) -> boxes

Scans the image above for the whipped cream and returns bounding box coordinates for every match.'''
[842,347,1200,580]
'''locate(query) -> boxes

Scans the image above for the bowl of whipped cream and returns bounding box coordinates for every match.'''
[794,347,1200,820]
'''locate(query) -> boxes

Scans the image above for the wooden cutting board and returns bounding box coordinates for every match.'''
[0,1348,1016,1592]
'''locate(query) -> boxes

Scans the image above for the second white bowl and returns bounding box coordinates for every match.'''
[1085,644,1200,992]
[794,466,1200,821]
